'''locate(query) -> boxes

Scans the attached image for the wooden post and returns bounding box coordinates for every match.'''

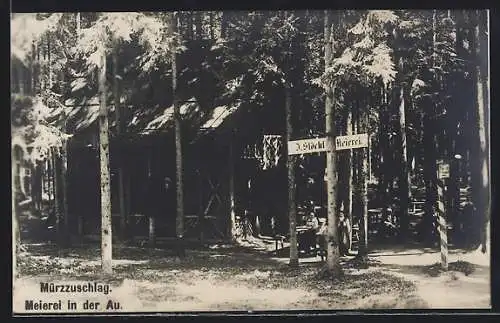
[437,176,448,270]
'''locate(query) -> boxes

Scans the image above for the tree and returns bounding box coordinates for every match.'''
[471,10,489,253]
[285,80,298,267]
[113,44,127,239]
[73,12,169,271]
[98,49,112,274]
[171,12,186,259]
[323,10,342,276]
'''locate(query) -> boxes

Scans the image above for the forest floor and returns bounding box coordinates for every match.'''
[13,237,490,313]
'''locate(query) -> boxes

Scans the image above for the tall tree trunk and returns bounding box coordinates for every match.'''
[61,144,70,245]
[422,100,438,246]
[480,9,490,252]
[357,106,369,257]
[12,147,19,279]
[30,42,36,95]
[52,148,63,246]
[47,33,52,90]
[33,162,42,211]
[228,132,237,241]
[16,64,25,95]
[346,110,353,243]
[189,12,194,40]
[360,135,369,257]
[99,50,113,274]
[54,144,70,248]
[398,85,410,241]
[195,11,202,39]
[324,10,342,276]
[209,12,215,39]
[471,10,490,253]
[171,13,185,258]
[76,12,81,39]
[285,82,298,267]
[379,87,391,221]
[113,46,127,239]
[147,153,156,247]
[220,12,227,39]
[422,9,440,246]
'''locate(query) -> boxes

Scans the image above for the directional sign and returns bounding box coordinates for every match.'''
[438,163,450,179]
[288,133,369,155]
[288,137,329,155]
[335,134,369,151]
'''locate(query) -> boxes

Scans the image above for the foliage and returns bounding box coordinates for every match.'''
[316,10,398,89]
[11,11,487,246]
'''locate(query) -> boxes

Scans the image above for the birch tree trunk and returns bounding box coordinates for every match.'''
[324,10,342,276]
[113,46,127,239]
[228,132,237,241]
[472,10,490,253]
[347,110,353,244]
[398,85,410,241]
[171,12,185,258]
[99,50,113,274]
[422,9,439,246]
[285,82,298,267]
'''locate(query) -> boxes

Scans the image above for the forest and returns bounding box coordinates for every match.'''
[11,10,489,279]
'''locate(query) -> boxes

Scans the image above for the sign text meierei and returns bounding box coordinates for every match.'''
[335,134,369,151]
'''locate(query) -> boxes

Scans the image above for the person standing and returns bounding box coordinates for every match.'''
[338,211,352,256]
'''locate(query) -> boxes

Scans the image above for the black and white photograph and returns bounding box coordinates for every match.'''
[11,10,491,313]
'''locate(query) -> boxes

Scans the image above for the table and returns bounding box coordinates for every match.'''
[297,226,317,254]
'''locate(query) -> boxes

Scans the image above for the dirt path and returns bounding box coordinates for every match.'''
[12,242,490,313]
[370,247,491,309]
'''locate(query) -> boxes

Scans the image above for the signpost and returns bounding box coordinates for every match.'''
[288,133,369,263]
[436,159,449,270]
[436,178,448,270]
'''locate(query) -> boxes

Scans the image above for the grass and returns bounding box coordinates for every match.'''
[423,260,476,277]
